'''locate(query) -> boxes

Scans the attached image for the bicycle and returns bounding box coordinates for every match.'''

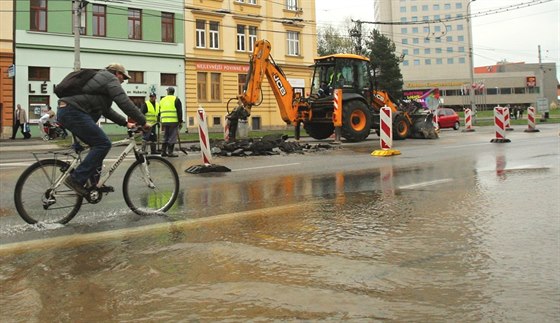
[14,127,180,224]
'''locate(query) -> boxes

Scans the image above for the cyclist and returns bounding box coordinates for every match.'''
[57,63,151,196]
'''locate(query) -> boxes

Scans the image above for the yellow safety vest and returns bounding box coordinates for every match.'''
[145,101,159,124]
[159,95,178,123]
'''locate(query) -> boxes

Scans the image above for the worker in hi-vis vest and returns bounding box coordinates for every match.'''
[140,92,160,155]
[159,87,183,157]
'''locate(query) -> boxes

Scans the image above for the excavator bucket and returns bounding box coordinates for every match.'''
[410,113,439,139]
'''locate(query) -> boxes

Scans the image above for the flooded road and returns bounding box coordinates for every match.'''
[1,125,559,321]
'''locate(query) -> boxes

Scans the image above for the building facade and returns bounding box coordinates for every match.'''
[5,0,185,138]
[0,0,14,138]
[184,0,317,131]
[374,0,558,110]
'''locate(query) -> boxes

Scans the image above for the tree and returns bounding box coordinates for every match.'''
[317,25,354,56]
[364,29,404,99]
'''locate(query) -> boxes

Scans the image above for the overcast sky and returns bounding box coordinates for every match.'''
[314,0,559,76]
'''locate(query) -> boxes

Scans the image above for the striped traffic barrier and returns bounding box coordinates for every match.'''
[185,106,231,173]
[462,108,475,132]
[332,88,343,143]
[372,106,401,156]
[490,106,511,143]
[524,106,540,133]
[504,107,514,131]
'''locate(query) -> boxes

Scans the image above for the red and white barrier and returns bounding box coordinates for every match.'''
[490,106,511,143]
[372,106,401,156]
[197,107,212,165]
[462,108,475,132]
[185,106,231,174]
[524,106,540,133]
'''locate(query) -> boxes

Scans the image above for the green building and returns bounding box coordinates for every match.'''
[15,0,184,123]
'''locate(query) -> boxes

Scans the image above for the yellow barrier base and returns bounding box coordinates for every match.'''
[371,149,401,157]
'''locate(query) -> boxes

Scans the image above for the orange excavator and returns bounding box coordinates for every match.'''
[225,39,437,142]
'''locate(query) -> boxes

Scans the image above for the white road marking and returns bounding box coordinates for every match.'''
[233,163,301,172]
[399,178,453,190]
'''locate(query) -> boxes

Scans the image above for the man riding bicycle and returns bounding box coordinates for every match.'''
[57,63,151,196]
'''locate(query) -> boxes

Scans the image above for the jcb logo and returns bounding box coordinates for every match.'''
[374,93,384,101]
[273,73,287,96]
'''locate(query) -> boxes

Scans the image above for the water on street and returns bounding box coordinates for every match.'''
[0,125,559,321]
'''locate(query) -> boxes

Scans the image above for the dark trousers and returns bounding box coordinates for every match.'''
[57,106,112,186]
[11,120,30,139]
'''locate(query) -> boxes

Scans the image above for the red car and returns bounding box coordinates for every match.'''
[436,108,460,130]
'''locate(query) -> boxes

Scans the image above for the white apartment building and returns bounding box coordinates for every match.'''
[374,0,558,110]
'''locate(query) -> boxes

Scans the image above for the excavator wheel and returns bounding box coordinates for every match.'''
[393,113,411,140]
[341,100,372,142]
[304,122,334,140]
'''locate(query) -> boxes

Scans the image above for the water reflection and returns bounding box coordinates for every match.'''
[1,157,558,321]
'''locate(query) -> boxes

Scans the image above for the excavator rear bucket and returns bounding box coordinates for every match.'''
[410,114,439,139]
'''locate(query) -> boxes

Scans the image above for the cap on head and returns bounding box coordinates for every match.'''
[149,92,157,97]
[106,63,131,80]
[166,87,175,94]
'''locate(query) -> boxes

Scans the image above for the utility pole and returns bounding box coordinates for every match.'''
[73,0,86,71]
[467,0,477,122]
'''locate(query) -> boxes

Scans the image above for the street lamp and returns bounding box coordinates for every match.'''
[467,0,476,119]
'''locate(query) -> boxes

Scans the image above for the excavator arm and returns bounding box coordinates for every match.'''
[236,39,300,124]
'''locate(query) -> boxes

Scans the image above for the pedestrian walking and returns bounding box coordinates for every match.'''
[140,92,160,155]
[56,63,150,196]
[159,87,183,158]
[11,104,31,139]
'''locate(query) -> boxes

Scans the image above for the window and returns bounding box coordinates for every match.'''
[30,0,47,32]
[436,58,443,64]
[425,59,431,65]
[433,4,440,10]
[127,71,144,84]
[457,24,464,31]
[413,48,419,55]
[197,72,207,101]
[411,6,417,12]
[413,59,420,65]
[424,48,431,54]
[422,5,428,11]
[402,49,409,55]
[236,24,257,51]
[28,67,50,81]
[501,88,512,95]
[435,48,442,53]
[456,3,463,9]
[447,58,454,64]
[238,74,247,95]
[487,88,498,95]
[446,25,452,32]
[161,73,176,86]
[209,21,219,49]
[211,73,221,101]
[402,60,409,66]
[458,46,465,52]
[237,25,246,51]
[458,35,464,42]
[248,26,257,50]
[444,3,451,10]
[286,0,298,11]
[128,8,142,40]
[162,12,174,43]
[401,27,408,34]
[287,31,300,56]
[413,38,419,44]
[459,57,466,64]
[196,20,206,48]
[446,36,452,42]
[400,6,406,13]
[514,87,526,94]
[447,47,453,52]
[213,116,221,126]
[435,26,441,32]
[412,27,418,33]
[92,4,106,37]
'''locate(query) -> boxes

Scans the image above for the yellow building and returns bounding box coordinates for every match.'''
[184,0,317,132]
[0,0,14,138]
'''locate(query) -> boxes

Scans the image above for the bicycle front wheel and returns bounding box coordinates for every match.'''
[14,159,83,224]
[123,156,179,216]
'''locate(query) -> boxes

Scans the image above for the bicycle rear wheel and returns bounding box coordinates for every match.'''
[122,156,179,216]
[14,159,83,224]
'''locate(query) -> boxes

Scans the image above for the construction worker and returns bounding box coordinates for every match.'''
[159,87,183,157]
[140,92,160,154]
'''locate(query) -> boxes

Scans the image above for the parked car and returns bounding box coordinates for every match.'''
[436,108,460,130]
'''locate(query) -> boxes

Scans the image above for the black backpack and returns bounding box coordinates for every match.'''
[54,69,97,98]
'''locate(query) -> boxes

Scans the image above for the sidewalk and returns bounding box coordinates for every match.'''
[0,137,60,152]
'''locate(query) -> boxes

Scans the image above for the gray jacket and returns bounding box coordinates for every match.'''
[59,69,146,126]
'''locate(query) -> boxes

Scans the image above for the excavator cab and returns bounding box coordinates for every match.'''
[310,55,374,100]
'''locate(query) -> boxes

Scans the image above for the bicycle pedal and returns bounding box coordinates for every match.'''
[98,185,114,193]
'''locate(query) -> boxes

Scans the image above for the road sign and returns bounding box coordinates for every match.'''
[536,98,549,113]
